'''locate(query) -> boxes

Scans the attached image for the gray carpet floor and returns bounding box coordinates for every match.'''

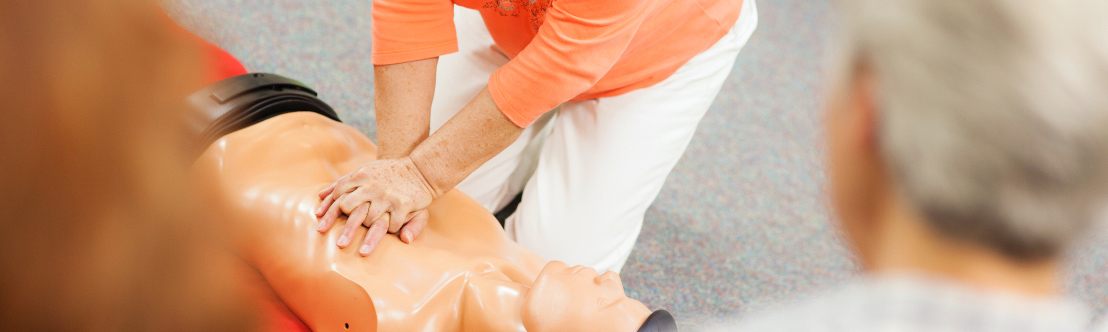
[164,0,1108,330]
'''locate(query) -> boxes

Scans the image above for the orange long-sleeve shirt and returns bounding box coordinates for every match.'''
[372,0,744,127]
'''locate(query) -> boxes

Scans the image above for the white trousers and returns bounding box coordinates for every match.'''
[431,0,758,273]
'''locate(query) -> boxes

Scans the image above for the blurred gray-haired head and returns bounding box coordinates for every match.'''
[837,0,1108,260]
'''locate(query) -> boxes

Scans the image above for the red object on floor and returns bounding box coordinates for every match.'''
[161,13,248,85]
[242,264,313,332]
[263,306,313,332]
[233,254,313,332]
[200,43,249,84]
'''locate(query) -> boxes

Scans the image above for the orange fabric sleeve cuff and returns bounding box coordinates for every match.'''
[487,70,535,128]
[371,40,458,66]
[483,0,652,128]
[370,0,456,65]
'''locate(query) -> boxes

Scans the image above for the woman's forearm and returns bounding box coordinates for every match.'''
[408,87,525,196]
[374,58,438,159]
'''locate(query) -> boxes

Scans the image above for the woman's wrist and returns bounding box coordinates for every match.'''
[376,152,407,160]
[376,127,429,160]
[403,155,443,199]
[376,141,421,160]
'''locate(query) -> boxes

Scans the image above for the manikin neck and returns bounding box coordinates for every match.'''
[458,278,531,331]
[864,197,1061,298]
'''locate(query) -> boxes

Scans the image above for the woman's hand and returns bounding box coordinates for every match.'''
[314,156,437,256]
[316,86,525,257]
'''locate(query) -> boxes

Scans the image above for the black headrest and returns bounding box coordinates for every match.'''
[187,73,341,153]
[638,310,678,332]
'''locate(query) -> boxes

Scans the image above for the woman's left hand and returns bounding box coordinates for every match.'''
[314,156,437,256]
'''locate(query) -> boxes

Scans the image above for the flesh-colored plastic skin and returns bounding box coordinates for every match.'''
[192,112,650,332]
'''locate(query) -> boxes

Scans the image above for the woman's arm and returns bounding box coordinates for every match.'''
[409,87,523,197]
[312,58,440,253]
[320,0,653,256]
[315,87,522,256]
[374,58,437,159]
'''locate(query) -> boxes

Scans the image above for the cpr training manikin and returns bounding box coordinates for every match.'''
[189,73,678,332]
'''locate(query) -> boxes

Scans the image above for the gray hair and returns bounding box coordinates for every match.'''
[838,0,1108,259]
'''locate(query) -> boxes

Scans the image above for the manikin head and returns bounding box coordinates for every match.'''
[825,0,1108,282]
[522,261,655,332]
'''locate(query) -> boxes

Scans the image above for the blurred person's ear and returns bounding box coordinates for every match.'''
[825,64,889,269]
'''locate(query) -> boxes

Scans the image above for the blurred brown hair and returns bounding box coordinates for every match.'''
[0,0,255,330]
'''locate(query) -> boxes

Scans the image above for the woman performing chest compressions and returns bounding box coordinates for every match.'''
[190,73,678,332]
[315,0,760,273]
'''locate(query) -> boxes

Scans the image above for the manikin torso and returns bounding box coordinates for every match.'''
[194,112,547,332]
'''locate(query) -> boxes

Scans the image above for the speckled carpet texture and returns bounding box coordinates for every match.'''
[164,0,1108,330]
